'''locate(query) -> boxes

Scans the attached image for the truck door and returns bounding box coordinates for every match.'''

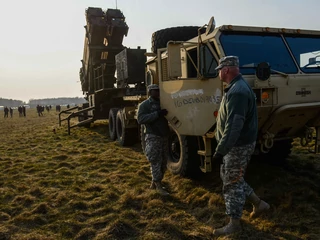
[158,42,222,136]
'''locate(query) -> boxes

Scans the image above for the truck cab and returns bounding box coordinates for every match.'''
[147,17,320,176]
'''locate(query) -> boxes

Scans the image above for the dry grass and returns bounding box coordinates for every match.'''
[0,108,319,240]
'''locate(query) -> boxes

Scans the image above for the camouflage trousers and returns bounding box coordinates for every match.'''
[145,134,168,182]
[220,142,256,219]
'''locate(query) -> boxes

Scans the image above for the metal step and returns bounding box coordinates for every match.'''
[197,150,211,157]
[72,118,94,128]
[198,150,212,173]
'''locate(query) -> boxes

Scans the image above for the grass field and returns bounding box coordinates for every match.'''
[0,108,319,240]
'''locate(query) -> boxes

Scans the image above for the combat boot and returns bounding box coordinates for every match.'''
[150,181,156,189]
[150,181,167,189]
[154,181,169,196]
[248,192,270,218]
[213,218,241,236]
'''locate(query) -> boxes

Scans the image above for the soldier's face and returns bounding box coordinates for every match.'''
[219,67,228,82]
[150,89,160,99]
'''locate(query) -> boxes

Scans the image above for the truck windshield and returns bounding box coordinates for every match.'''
[219,32,298,75]
[285,36,320,73]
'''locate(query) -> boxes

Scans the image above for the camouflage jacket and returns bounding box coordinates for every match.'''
[137,97,170,137]
[215,74,258,156]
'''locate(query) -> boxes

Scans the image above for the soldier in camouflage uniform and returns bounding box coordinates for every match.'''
[212,56,270,236]
[137,84,170,196]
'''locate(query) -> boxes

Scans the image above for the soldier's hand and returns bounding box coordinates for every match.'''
[157,109,168,117]
[212,152,224,164]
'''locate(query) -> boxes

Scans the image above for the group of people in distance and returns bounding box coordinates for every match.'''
[3,106,26,118]
[137,55,270,237]
[2,104,60,118]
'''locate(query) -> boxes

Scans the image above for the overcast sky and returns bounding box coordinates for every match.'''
[0,0,319,102]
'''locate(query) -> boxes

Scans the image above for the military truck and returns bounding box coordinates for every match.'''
[60,7,203,148]
[59,7,147,146]
[62,7,320,177]
[148,17,320,176]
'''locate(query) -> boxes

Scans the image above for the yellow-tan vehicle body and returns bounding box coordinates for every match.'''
[146,20,320,174]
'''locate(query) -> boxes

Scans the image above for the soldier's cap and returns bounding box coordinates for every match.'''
[147,84,159,91]
[215,56,239,70]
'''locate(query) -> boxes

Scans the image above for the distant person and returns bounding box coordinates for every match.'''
[4,106,9,118]
[56,105,61,112]
[9,107,13,118]
[18,106,23,117]
[212,56,270,236]
[22,106,26,117]
[37,105,43,116]
[137,84,170,196]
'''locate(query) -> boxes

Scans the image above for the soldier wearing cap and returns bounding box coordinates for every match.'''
[212,56,270,236]
[137,84,170,196]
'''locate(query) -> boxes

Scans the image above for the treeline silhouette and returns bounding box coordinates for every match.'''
[29,97,87,107]
[0,97,87,108]
[0,98,24,107]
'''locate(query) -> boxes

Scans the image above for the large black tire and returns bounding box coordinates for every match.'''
[116,110,137,146]
[254,138,293,164]
[151,26,205,54]
[140,124,146,154]
[166,126,201,177]
[108,108,119,141]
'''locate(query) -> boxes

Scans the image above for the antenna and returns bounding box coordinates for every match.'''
[115,0,118,9]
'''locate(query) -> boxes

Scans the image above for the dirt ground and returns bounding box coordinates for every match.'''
[0,108,319,240]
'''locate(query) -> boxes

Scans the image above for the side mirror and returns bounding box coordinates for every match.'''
[205,16,216,35]
[255,62,271,81]
[167,41,182,79]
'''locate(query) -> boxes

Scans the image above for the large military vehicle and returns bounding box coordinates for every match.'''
[61,7,320,177]
[151,18,320,176]
[59,7,147,145]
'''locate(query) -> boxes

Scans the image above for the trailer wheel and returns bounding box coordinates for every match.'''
[265,138,293,161]
[108,108,119,141]
[254,138,293,164]
[166,126,200,177]
[77,103,91,128]
[140,124,146,154]
[116,110,137,146]
[151,26,205,54]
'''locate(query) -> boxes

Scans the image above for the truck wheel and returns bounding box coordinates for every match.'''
[166,126,200,177]
[77,103,91,128]
[116,110,137,146]
[151,26,205,54]
[140,124,146,154]
[256,138,293,164]
[268,138,293,160]
[108,108,119,141]
[77,106,84,122]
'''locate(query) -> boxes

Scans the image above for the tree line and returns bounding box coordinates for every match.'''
[0,98,24,107]
[0,97,87,108]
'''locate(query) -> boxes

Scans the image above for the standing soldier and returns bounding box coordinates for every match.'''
[22,106,26,117]
[4,106,9,118]
[212,56,270,236]
[9,107,13,118]
[37,105,43,116]
[137,84,170,196]
[18,106,22,117]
